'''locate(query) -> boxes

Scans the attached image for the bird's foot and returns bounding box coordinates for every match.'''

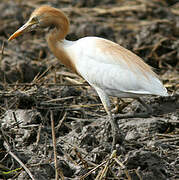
[108,115,124,151]
[102,115,123,151]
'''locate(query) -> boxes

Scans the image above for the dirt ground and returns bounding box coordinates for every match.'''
[0,0,178,179]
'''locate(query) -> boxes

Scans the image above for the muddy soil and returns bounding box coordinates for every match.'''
[0,0,178,179]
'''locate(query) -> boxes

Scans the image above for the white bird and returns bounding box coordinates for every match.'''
[8,6,168,149]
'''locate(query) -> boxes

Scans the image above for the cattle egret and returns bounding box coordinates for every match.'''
[8,6,168,149]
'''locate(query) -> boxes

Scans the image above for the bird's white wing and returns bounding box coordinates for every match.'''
[77,58,163,97]
[66,37,168,97]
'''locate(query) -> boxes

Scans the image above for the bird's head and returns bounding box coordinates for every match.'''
[8,6,69,41]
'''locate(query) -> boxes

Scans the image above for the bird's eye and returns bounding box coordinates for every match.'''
[31,17,38,23]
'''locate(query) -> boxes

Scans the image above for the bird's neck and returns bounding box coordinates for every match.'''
[46,19,78,74]
[46,14,69,43]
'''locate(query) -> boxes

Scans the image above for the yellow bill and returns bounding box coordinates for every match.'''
[8,19,37,41]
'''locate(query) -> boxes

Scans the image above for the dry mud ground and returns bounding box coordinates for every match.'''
[0,0,179,179]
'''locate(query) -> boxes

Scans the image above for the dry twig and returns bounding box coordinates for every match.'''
[50,110,60,180]
[3,140,35,180]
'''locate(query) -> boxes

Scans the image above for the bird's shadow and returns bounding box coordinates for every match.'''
[151,94,179,116]
[115,94,179,119]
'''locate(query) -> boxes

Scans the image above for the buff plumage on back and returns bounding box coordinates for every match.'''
[95,38,157,79]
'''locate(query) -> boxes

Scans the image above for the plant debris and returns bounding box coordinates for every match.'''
[0,0,178,179]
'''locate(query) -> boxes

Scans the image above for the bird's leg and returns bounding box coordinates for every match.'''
[137,97,153,115]
[95,88,119,150]
[115,98,153,119]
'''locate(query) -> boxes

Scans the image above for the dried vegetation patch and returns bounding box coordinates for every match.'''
[0,0,178,179]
